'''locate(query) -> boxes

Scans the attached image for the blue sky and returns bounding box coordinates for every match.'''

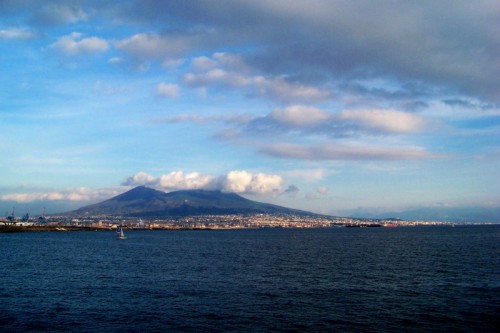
[1,0,499,217]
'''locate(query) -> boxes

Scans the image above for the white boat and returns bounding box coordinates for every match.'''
[116,225,127,240]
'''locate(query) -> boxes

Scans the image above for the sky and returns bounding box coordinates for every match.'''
[1,0,499,217]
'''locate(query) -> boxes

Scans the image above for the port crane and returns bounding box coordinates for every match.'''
[38,207,47,223]
[3,207,17,225]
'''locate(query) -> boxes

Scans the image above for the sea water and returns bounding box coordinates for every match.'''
[0,226,498,332]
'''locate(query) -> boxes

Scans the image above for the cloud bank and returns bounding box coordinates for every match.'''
[260,143,442,161]
[0,187,119,203]
[123,170,283,195]
[2,170,284,203]
[252,106,430,136]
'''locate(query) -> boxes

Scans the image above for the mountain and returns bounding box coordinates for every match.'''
[347,206,500,223]
[67,186,314,217]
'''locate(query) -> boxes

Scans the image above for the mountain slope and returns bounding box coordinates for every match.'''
[373,206,500,223]
[67,186,314,217]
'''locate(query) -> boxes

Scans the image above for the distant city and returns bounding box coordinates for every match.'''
[1,212,494,233]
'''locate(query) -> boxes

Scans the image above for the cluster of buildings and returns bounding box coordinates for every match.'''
[2,212,460,230]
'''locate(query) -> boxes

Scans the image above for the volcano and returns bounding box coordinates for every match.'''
[67,186,314,217]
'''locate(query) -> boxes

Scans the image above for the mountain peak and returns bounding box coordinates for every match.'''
[113,185,164,202]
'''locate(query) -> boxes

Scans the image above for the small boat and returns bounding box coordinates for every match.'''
[116,225,127,240]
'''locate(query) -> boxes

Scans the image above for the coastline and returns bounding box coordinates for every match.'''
[1,223,495,233]
[0,225,110,233]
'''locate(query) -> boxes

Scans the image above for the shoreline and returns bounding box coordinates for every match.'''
[1,223,496,233]
[0,225,111,233]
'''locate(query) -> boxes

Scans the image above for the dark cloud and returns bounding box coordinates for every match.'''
[30,3,87,27]
[443,99,476,108]
[284,184,300,193]
[442,98,495,110]
[5,1,498,103]
[122,0,499,103]
[338,82,431,111]
[0,1,89,28]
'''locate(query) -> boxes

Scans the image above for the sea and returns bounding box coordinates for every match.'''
[0,225,498,332]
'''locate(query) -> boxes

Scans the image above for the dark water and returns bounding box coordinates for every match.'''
[0,226,499,332]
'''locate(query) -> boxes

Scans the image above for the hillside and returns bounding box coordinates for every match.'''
[67,186,314,217]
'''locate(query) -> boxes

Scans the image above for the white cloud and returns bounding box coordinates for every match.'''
[157,171,216,191]
[108,57,124,64]
[161,58,185,68]
[284,169,330,182]
[213,52,248,71]
[261,143,444,161]
[271,105,330,127]
[152,113,252,125]
[184,68,250,88]
[218,170,282,195]
[1,187,119,203]
[122,171,212,190]
[0,28,35,40]
[192,56,218,71]
[51,32,109,55]
[122,171,156,186]
[245,106,433,138]
[255,76,330,103]
[156,82,180,98]
[183,53,330,103]
[115,33,189,59]
[339,109,426,133]
[219,170,253,193]
[122,170,282,195]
